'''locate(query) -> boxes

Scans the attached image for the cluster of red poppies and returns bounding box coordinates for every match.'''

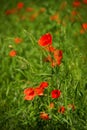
[24,81,61,100]
[24,33,62,101]
[23,33,75,120]
[5,2,24,15]
[24,81,49,100]
[38,33,63,67]
[73,0,87,7]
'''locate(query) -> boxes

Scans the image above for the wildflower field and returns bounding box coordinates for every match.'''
[0,0,87,130]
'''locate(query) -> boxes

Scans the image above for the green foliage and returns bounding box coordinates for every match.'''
[0,0,87,130]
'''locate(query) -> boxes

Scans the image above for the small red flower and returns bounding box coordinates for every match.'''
[9,50,17,57]
[14,37,23,44]
[17,2,24,9]
[83,0,87,4]
[24,88,36,100]
[51,89,61,99]
[24,88,33,95]
[38,33,52,46]
[34,81,48,96]
[5,8,17,15]
[58,106,65,114]
[39,81,49,89]
[73,0,81,7]
[82,23,87,30]
[34,87,44,96]
[40,112,49,120]
[5,10,11,15]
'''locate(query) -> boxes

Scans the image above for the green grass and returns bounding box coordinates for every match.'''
[0,0,87,130]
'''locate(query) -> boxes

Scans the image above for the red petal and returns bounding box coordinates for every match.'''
[38,33,52,46]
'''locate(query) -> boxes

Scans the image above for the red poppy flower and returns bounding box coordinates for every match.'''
[40,112,49,120]
[34,87,44,96]
[5,8,17,15]
[17,2,24,9]
[5,10,11,15]
[82,23,87,30]
[14,37,23,44]
[34,81,48,96]
[38,33,52,46]
[73,1,81,7]
[83,0,87,4]
[51,89,61,99]
[39,81,49,89]
[9,50,17,57]
[58,106,65,114]
[24,88,36,100]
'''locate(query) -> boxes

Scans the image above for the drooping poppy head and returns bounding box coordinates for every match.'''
[38,33,52,47]
[40,112,49,120]
[58,106,65,114]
